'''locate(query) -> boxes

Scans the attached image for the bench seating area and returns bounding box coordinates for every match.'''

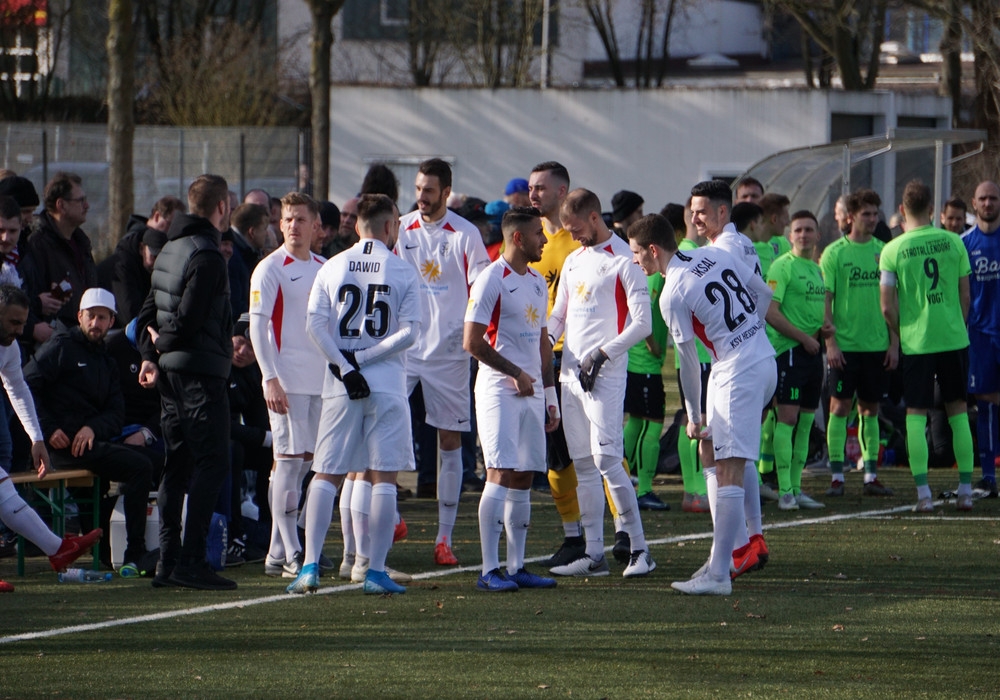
[8,469,101,576]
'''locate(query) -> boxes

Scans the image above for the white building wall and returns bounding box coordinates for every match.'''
[329,87,952,210]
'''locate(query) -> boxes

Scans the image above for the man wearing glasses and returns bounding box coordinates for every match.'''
[19,171,99,350]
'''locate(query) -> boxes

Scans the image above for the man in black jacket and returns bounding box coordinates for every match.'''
[136,173,235,591]
[18,171,99,351]
[24,288,153,572]
[97,196,184,327]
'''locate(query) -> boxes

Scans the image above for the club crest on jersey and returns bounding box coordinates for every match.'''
[420,259,442,282]
[524,304,541,327]
[597,263,610,276]
[534,283,544,298]
[439,242,450,257]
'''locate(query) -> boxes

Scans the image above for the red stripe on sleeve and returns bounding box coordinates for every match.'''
[272,286,284,352]
[615,275,627,334]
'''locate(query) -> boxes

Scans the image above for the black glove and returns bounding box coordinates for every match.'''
[328,363,371,400]
[341,349,360,372]
[578,348,608,393]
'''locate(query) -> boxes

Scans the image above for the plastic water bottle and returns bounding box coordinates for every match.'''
[58,567,113,583]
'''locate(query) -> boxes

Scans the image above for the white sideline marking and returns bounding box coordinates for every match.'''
[0,500,981,646]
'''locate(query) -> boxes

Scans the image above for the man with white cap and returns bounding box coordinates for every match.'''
[24,287,154,574]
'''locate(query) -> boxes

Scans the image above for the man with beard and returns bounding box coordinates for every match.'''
[962,180,1000,498]
[396,159,490,567]
[24,288,153,574]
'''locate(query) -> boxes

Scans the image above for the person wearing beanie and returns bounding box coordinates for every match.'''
[611,190,644,239]
[504,178,531,208]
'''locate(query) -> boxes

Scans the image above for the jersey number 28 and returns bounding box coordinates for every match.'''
[704,269,756,332]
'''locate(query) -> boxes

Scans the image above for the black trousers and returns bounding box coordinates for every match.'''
[51,442,153,562]
[158,371,231,569]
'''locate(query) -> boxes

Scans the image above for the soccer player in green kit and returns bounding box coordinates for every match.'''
[820,189,898,497]
[880,180,975,512]
[765,210,833,511]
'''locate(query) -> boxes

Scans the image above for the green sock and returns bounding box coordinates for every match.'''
[678,430,707,496]
[624,417,642,474]
[905,414,929,487]
[827,413,847,475]
[949,413,974,485]
[758,410,775,475]
[633,419,663,495]
[860,413,881,463]
[774,421,794,494]
[791,411,816,493]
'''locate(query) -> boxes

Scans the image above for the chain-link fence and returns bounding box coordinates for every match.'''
[0,123,308,258]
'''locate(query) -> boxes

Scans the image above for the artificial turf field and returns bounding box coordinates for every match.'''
[2,465,999,699]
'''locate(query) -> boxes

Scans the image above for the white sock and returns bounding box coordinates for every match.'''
[917,484,932,500]
[351,478,372,559]
[303,479,337,567]
[574,456,606,560]
[368,483,397,573]
[562,519,582,538]
[0,482,62,555]
[436,447,462,544]
[266,471,284,561]
[272,457,304,558]
[704,465,718,561]
[339,478,356,558]
[504,487,531,574]
[478,481,506,575]
[709,485,745,581]
[742,460,761,542]
[596,453,647,553]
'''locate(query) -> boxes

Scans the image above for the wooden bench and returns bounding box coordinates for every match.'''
[8,469,101,576]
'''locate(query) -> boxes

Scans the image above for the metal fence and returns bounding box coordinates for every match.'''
[0,123,308,258]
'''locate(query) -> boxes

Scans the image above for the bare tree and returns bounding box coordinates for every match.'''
[406,0,452,86]
[766,0,887,91]
[107,0,136,245]
[583,0,626,86]
[304,0,345,201]
[455,0,545,87]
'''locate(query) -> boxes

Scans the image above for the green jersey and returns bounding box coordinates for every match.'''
[879,224,971,355]
[753,240,776,278]
[673,238,713,368]
[627,272,668,374]
[819,236,887,352]
[766,251,827,355]
[770,234,791,259]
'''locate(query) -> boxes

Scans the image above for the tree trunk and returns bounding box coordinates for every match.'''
[308,1,344,202]
[107,0,136,248]
[940,0,962,127]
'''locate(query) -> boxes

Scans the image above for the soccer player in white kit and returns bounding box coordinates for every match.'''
[627,213,777,596]
[547,189,655,578]
[690,180,770,575]
[463,206,561,592]
[249,193,327,579]
[396,158,490,566]
[287,194,421,595]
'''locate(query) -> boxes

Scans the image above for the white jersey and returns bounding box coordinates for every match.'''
[308,238,421,399]
[396,209,490,362]
[660,245,774,371]
[249,247,327,396]
[465,257,548,396]
[549,233,651,384]
[712,223,762,279]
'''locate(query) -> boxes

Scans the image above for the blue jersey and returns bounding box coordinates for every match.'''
[962,226,1000,337]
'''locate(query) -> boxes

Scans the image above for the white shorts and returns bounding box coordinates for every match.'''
[406,357,471,432]
[560,376,626,460]
[707,357,777,461]
[475,391,546,473]
[312,392,415,475]
[268,394,322,456]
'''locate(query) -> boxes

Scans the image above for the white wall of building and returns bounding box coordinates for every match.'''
[328,87,951,212]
